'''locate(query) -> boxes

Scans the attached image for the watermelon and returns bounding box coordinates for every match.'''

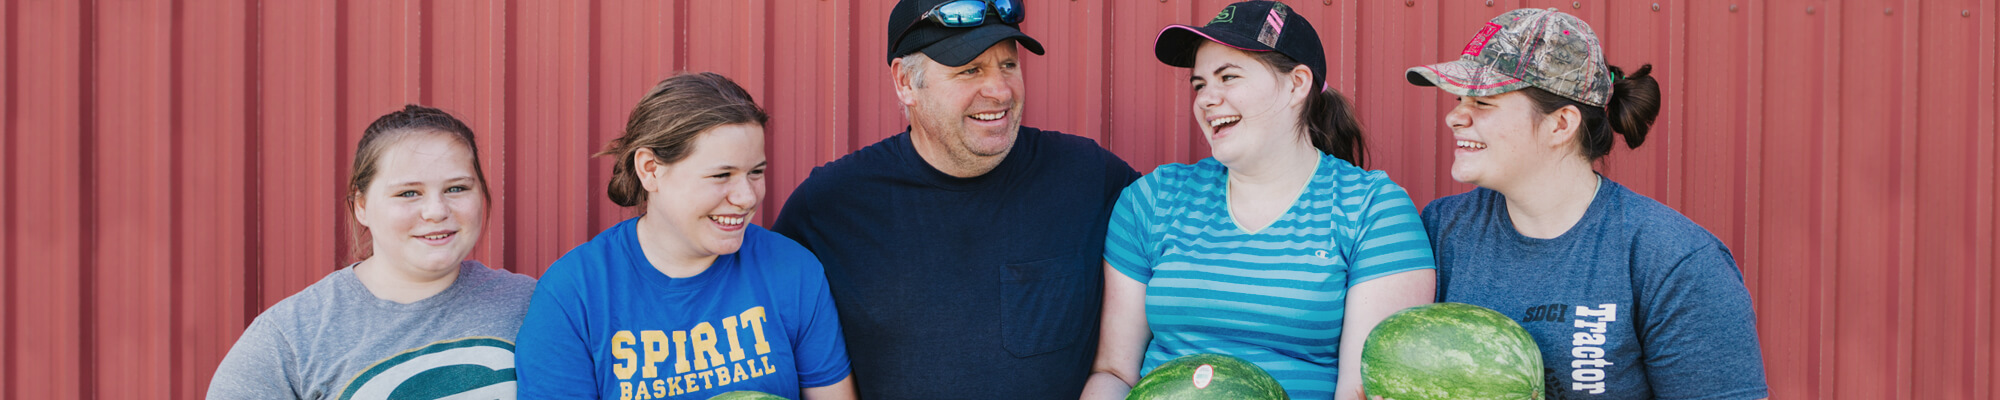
[706,390,787,400]
[1361,302,1544,400]
[1126,353,1288,400]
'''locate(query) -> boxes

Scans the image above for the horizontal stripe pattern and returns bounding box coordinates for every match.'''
[1106,155,1436,400]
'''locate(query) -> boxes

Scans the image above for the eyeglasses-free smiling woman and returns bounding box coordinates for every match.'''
[1085,2,1438,399]
[1408,8,1769,400]
[513,72,857,400]
[207,105,537,399]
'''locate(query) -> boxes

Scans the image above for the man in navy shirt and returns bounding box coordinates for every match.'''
[772,0,1139,398]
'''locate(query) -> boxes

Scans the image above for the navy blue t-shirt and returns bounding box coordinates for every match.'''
[772,127,1140,399]
[1422,178,1769,400]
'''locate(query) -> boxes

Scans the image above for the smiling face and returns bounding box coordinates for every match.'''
[898,41,1025,174]
[1443,90,1570,190]
[1189,41,1313,167]
[638,123,768,260]
[352,131,487,276]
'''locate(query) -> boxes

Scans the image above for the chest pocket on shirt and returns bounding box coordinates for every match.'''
[999,254,1095,358]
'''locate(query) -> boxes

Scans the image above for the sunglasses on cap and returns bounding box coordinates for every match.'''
[894,0,1025,47]
[923,0,1022,27]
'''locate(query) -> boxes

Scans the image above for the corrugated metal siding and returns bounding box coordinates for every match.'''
[1,0,1994,398]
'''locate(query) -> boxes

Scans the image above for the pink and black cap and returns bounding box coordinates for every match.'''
[1155,1,1327,90]
[887,0,1045,67]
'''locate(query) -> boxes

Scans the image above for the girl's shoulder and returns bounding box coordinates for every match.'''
[739,224,826,277]
[1129,158,1225,197]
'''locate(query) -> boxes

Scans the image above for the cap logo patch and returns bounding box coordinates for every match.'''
[1461,22,1503,56]
[1209,5,1237,25]
[1257,3,1289,47]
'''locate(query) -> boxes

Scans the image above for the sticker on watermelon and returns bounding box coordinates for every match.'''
[1191,364,1214,388]
[1127,353,1288,400]
[1361,302,1545,400]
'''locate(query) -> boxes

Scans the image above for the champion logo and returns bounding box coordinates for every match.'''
[1192,364,1215,389]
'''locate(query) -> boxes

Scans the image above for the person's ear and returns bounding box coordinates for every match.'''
[634,148,668,192]
[1544,104,1583,149]
[891,57,921,107]
[1287,64,1314,107]
[350,190,370,229]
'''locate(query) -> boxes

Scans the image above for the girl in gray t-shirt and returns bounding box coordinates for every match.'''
[1405,8,1768,400]
[207,105,536,399]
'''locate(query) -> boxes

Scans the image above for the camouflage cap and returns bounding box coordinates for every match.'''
[1406,8,1611,107]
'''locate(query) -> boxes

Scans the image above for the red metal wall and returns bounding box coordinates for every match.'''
[2,0,1995,398]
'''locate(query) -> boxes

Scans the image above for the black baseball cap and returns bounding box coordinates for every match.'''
[887,0,1046,67]
[1155,1,1327,90]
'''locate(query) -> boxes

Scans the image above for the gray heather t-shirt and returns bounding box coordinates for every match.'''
[1422,179,1769,400]
[207,261,536,399]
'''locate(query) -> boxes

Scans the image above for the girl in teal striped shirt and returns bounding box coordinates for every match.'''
[1081,2,1436,399]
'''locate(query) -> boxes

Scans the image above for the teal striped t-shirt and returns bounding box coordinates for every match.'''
[1105,154,1435,400]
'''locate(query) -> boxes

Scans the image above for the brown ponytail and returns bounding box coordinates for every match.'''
[1253,51,1369,168]
[1523,64,1661,161]
[596,72,768,207]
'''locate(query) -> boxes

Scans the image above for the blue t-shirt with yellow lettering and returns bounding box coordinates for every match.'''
[516,218,850,399]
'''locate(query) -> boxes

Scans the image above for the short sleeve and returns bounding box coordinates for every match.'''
[1102,147,1142,192]
[771,176,822,253]
[206,312,304,399]
[513,263,601,399]
[789,255,853,387]
[1345,175,1438,287]
[1639,245,1770,399]
[1104,175,1161,283]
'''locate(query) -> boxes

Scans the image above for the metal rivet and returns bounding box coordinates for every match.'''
[1486,0,1494,6]
[1572,2,1581,9]
[1806,6,1814,15]
[1651,3,1659,12]
[1406,0,1415,7]
[1324,0,1331,4]
[1965,10,1972,17]
[1728,4,1737,12]
[1885,7,1893,15]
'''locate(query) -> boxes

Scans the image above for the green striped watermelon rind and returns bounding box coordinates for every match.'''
[1361,302,1544,400]
[1126,353,1289,400]
[706,390,789,400]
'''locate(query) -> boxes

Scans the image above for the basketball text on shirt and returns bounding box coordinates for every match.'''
[611,306,776,399]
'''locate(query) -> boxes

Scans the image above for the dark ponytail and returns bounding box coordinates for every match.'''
[1523,64,1661,161]
[1254,52,1368,168]
[1305,89,1368,168]
[1605,65,1661,150]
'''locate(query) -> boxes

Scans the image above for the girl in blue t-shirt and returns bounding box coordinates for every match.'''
[516,72,856,399]
[1406,8,1768,400]
[1083,2,1437,399]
